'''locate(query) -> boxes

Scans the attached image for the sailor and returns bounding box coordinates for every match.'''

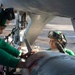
[47,31,75,56]
[0,7,36,68]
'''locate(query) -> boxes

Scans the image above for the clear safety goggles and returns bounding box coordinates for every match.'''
[48,31,60,39]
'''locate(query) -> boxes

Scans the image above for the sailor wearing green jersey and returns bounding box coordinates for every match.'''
[0,18,35,68]
[0,8,36,68]
[47,31,75,56]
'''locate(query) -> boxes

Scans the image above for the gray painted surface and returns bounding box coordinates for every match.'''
[1,0,75,44]
[0,0,75,18]
[26,51,75,75]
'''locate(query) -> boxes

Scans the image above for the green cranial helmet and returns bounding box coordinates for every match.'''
[0,7,15,27]
[48,31,67,48]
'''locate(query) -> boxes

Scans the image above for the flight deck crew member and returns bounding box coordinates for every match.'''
[0,7,36,68]
[47,31,75,56]
[0,19,33,68]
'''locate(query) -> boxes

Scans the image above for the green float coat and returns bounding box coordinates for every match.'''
[0,38,20,68]
[47,48,75,56]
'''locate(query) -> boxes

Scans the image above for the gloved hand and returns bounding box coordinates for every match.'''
[20,52,35,60]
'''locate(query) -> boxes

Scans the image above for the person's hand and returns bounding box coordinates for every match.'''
[32,49,40,53]
[20,49,40,60]
[20,52,35,60]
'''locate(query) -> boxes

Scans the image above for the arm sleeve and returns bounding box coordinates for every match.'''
[65,49,75,56]
[0,38,20,57]
[0,48,20,68]
[47,48,51,50]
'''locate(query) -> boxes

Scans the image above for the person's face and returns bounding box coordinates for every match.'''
[6,20,10,24]
[49,38,58,50]
[0,26,5,34]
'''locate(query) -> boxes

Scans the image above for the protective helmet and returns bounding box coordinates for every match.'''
[0,7,15,27]
[48,31,67,48]
[0,8,7,27]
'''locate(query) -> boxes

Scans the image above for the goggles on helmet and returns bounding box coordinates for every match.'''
[48,31,61,40]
